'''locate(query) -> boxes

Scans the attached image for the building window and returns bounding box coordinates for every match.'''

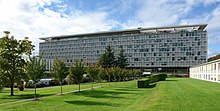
[195,57,197,60]
[134,58,139,61]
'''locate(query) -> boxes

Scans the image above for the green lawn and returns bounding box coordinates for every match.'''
[0,82,106,104]
[0,78,220,111]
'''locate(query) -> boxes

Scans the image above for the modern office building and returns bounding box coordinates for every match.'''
[190,59,220,83]
[39,24,208,73]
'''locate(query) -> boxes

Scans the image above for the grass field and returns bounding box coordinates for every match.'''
[0,78,220,111]
[0,82,106,104]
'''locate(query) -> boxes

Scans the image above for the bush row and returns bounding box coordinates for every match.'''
[137,80,149,88]
[137,74,167,88]
[149,74,167,83]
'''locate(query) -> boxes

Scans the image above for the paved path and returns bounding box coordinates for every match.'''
[0,86,102,106]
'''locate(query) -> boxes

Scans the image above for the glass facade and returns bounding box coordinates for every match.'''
[39,24,207,72]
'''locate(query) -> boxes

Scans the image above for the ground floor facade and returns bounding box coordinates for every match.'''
[190,59,220,83]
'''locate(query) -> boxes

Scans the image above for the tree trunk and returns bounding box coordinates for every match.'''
[109,76,111,86]
[78,82,80,92]
[91,78,93,89]
[60,81,63,95]
[34,84,37,100]
[10,83,14,96]
[100,81,102,88]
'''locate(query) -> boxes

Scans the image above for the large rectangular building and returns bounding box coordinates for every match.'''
[39,24,208,73]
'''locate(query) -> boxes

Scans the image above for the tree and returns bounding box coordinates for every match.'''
[106,67,114,85]
[86,65,99,89]
[116,48,128,68]
[25,53,45,100]
[69,60,85,92]
[51,58,68,95]
[97,67,106,87]
[98,45,116,68]
[0,31,34,96]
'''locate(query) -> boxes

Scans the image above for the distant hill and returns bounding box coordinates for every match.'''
[208,54,220,62]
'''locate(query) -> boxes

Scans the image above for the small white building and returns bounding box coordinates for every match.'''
[190,59,220,83]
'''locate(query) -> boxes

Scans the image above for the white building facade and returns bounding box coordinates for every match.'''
[190,59,220,83]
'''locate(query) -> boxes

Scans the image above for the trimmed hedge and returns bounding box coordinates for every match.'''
[149,74,167,83]
[137,80,149,88]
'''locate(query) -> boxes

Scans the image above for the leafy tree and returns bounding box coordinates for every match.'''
[0,31,34,96]
[97,67,106,87]
[51,58,68,95]
[114,67,123,82]
[86,65,99,89]
[121,69,127,82]
[98,45,116,68]
[69,60,85,92]
[25,53,45,100]
[116,48,128,68]
[106,67,115,85]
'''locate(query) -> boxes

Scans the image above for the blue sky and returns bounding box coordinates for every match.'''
[0,0,220,57]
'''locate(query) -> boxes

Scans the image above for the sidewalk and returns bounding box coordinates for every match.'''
[0,86,102,106]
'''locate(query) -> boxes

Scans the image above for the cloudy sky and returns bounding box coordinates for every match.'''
[0,0,220,57]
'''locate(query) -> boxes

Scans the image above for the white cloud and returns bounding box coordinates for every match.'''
[121,0,198,28]
[0,0,116,54]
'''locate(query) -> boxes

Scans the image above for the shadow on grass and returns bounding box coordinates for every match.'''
[1,94,54,100]
[74,89,133,99]
[65,100,116,106]
[113,88,141,92]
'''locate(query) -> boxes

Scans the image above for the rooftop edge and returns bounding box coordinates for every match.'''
[39,24,208,40]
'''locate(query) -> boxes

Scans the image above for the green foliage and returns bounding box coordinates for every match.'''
[94,67,106,87]
[149,74,167,83]
[116,48,128,68]
[25,53,46,100]
[51,58,68,94]
[52,58,68,82]
[25,53,46,83]
[86,65,99,82]
[137,80,149,88]
[69,60,85,91]
[86,64,100,89]
[97,67,106,83]
[98,45,116,68]
[106,67,114,82]
[0,31,34,96]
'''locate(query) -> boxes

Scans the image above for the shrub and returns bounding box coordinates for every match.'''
[25,82,34,88]
[149,74,167,83]
[137,80,149,88]
[50,80,60,86]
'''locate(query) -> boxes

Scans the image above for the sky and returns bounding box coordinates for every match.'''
[0,0,220,57]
